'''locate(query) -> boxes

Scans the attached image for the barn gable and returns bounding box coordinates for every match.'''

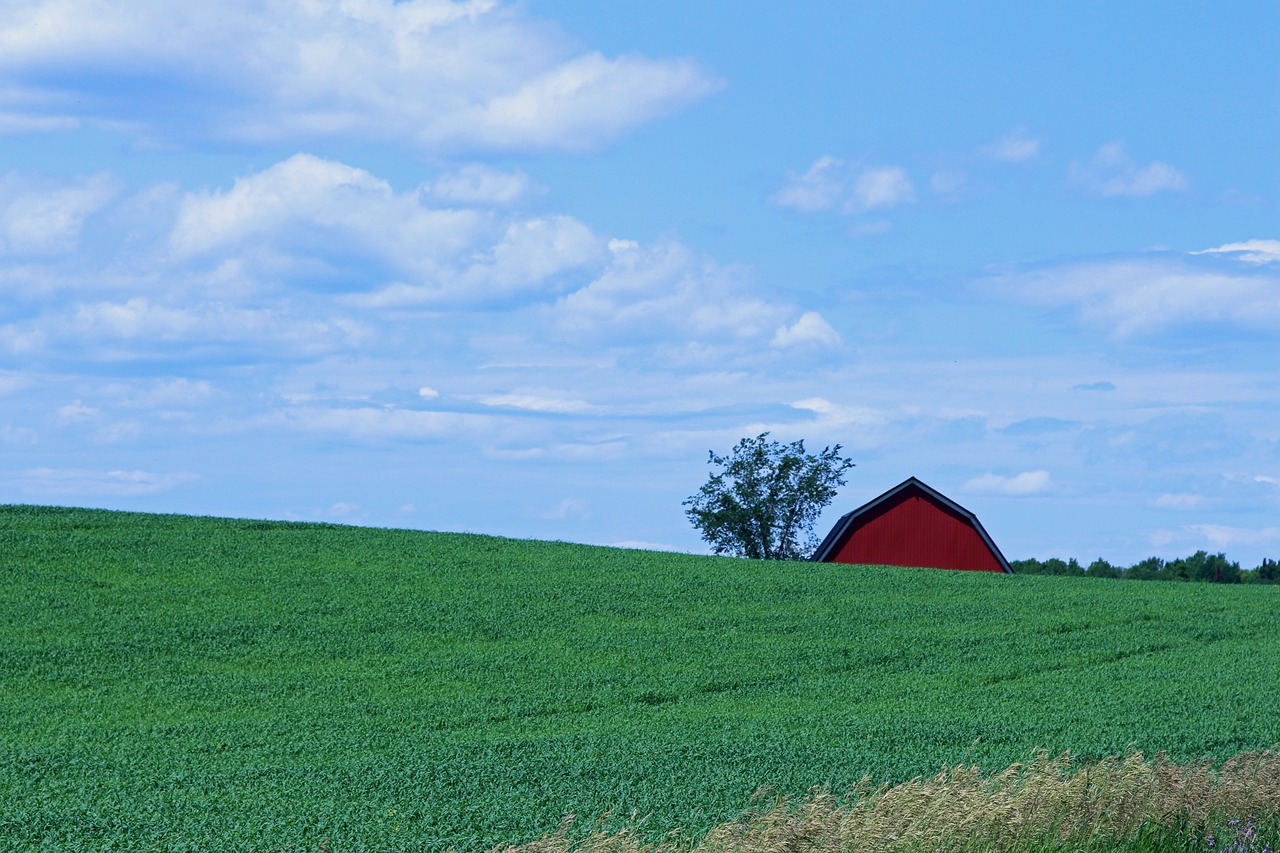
[812,477,1013,573]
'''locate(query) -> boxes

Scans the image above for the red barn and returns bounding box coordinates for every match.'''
[811,477,1012,573]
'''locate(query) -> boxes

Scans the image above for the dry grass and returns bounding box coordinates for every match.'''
[494,750,1280,853]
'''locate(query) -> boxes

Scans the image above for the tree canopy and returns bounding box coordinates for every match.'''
[683,432,855,560]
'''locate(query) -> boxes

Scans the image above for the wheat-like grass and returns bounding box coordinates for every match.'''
[492,749,1280,853]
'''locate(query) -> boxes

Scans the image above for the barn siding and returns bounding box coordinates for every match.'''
[831,491,1007,572]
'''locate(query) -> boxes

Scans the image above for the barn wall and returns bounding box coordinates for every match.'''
[831,491,1006,572]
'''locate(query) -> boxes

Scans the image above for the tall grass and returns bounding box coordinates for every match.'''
[502,750,1280,853]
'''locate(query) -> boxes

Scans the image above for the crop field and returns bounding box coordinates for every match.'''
[2,505,1278,850]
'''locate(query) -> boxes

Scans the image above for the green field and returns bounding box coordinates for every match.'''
[2,505,1278,851]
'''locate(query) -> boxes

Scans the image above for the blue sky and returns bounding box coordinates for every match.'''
[1,0,1277,566]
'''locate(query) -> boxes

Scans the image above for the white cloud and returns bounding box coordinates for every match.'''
[430,51,719,152]
[54,399,99,426]
[1154,493,1204,509]
[457,216,604,297]
[0,423,38,445]
[771,311,842,348]
[980,127,1041,163]
[850,167,914,213]
[1068,142,1189,198]
[963,470,1053,495]
[552,238,789,347]
[1186,523,1280,549]
[929,170,969,197]
[0,113,79,134]
[773,157,914,215]
[421,164,542,207]
[172,154,603,305]
[789,397,888,433]
[0,0,718,153]
[771,156,845,213]
[279,405,499,443]
[171,154,457,259]
[1192,240,1280,265]
[1,296,373,360]
[544,497,589,520]
[479,393,597,414]
[981,247,1280,337]
[0,171,118,254]
[327,502,365,520]
[9,467,198,497]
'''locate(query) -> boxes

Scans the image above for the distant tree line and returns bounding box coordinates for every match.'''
[1011,551,1279,584]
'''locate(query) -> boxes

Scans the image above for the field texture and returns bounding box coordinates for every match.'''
[1,506,1278,851]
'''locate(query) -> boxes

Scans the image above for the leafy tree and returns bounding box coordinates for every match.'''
[684,432,855,560]
[1086,558,1122,579]
[1254,558,1279,584]
[1127,556,1166,580]
[1164,550,1241,583]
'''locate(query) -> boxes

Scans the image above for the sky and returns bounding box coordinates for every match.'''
[0,0,1277,567]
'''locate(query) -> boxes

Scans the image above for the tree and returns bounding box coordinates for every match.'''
[683,432,855,560]
[1126,556,1165,580]
[1086,558,1122,579]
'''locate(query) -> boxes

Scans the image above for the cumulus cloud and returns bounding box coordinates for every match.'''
[0,0,718,152]
[981,245,1280,337]
[1068,142,1189,198]
[979,126,1042,163]
[172,154,604,304]
[1,155,830,375]
[552,238,790,347]
[773,156,914,215]
[771,311,842,348]
[963,470,1053,495]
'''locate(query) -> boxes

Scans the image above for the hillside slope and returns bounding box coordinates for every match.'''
[2,505,1277,850]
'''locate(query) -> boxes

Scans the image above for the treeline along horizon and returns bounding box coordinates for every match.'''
[1011,550,1278,584]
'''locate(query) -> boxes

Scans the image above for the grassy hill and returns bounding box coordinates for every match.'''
[2,505,1278,850]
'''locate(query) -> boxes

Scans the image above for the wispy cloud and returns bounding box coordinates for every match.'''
[773,156,914,215]
[980,126,1042,163]
[1191,240,1280,265]
[9,467,198,497]
[963,470,1053,495]
[1187,523,1280,549]
[981,245,1280,337]
[1154,493,1204,509]
[0,0,719,153]
[0,171,119,255]
[1068,142,1189,198]
[420,164,544,207]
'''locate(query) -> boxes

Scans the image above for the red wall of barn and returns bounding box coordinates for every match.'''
[831,491,1005,572]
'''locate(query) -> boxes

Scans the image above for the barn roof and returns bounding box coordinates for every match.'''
[811,476,1013,573]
